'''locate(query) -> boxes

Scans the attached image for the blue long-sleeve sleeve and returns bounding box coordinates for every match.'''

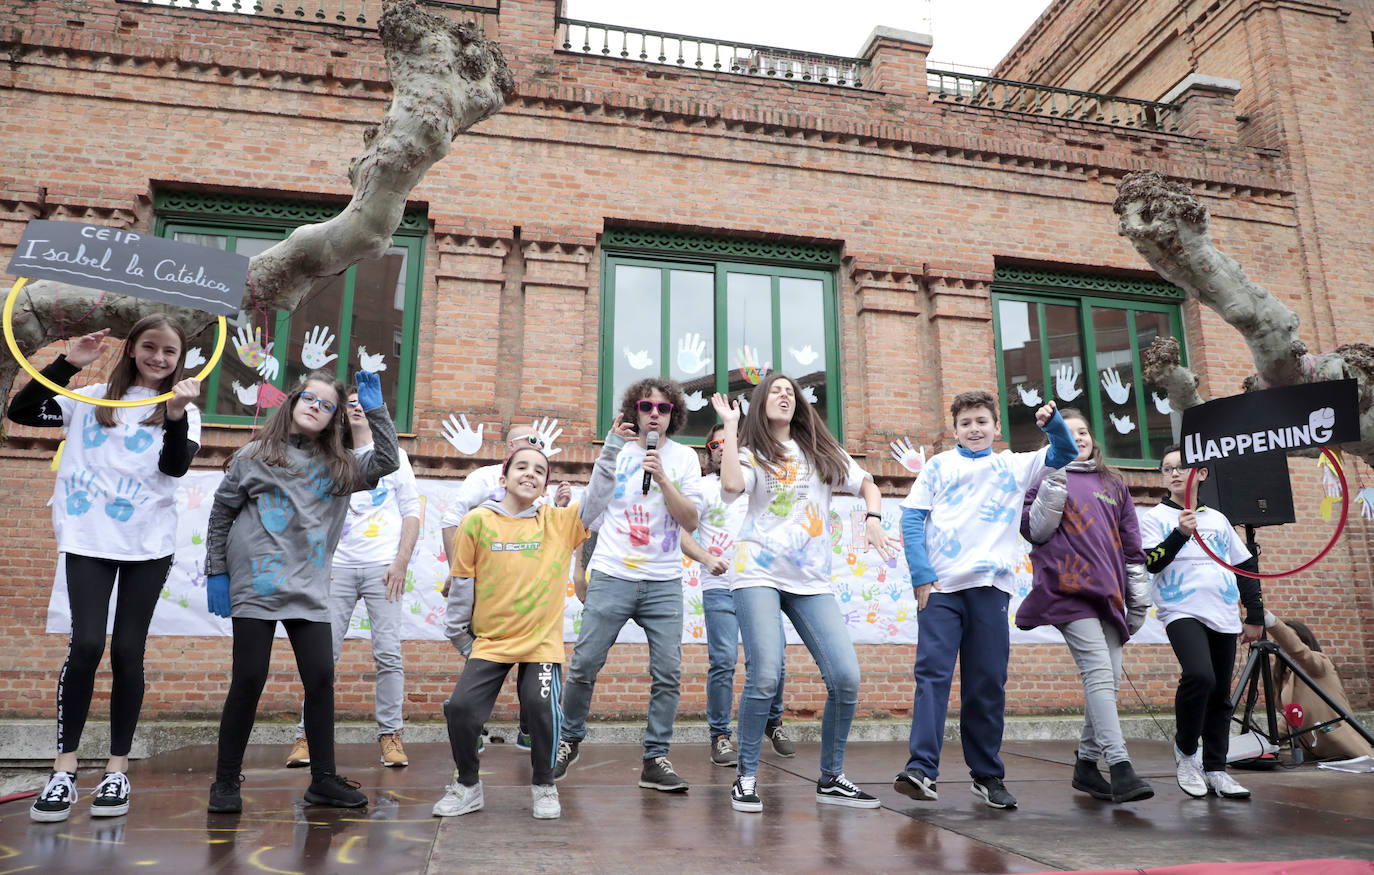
[901,505,936,586]
[1043,410,1077,468]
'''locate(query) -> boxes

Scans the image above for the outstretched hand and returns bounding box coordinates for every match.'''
[1034,400,1059,428]
[710,392,741,427]
[65,328,111,369]
[355,370,384,411]
[608,413,636,440]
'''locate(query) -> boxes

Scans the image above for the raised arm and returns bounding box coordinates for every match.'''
[578,418,631,528]
[709,393,745,495]
[354,371,399,489]
[1022,473,1068,545]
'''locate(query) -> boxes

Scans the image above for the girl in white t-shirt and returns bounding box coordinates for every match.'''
[8,318,202,823]
[711,375,894,814]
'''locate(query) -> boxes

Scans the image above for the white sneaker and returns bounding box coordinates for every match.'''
[1204,770,1251,799]
[532,784,561,819]
[432,780,483,817]
[1174,746,1207,798]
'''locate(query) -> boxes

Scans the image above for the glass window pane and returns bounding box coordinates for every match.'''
[667,269,715,440]
[998,298,1045,451]
[345,249,408,410]
[726,273,772,413]
[1092,306,1143,459]
[1044,302,1086,413]
[172,232,227,250]
[611,265,662,410]
[284,274,348,390]
[1135,309,1176,461]
[779,277,828,424]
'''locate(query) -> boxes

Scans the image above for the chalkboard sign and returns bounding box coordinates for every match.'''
[1179,379,1360,465]
[5,220,248,316]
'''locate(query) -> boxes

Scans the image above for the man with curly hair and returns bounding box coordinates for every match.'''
[553,378,702,792]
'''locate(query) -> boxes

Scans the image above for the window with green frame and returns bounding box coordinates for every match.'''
[598,229,842,443]
[153,191,426,431]
[991,266,1187,466]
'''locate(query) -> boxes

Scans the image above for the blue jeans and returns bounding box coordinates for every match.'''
[561,571,683,759]
[905,587,1011,780]
[702,588,784,739]
[733,586,860,780]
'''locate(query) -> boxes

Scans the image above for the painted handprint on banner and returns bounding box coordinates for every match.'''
[301,325,338,369]
[789,345,819,367]
[233,324,278,381]
[889,437,925,473]
[734,346,770,385]
[618,506,651,547]
[623,347,653,370]
[440,414,484,455]
[1100,368,1131,405]
[676,333,711,375]
[1054,364,1082,402]
[1015,383,1042,407]
[358,346,388,373]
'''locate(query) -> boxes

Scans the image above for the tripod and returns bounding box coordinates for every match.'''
[1228,527,1374,760]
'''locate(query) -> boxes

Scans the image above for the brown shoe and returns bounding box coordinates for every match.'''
[286,736,310,768]
[379,733,408,767]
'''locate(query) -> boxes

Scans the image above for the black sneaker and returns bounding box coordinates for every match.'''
[91,771,131,817]
[552,739,579,782]
[516,730,532,751]
[304,773,369,808]
[730,775,762,813]
[893,768,938,801]
[29,771,77,822]
[764,720,796,757]
[639,756,689,792]
[816,773,881,808]
[208,775,243,814]
[970,774,1017,809]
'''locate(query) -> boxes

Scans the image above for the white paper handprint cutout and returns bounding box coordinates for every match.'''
[1016,384,1043,407]
[737,393,751,416]
[789,345,819,367]
[1054,364,1081,402]
[531,417,564,458]
[231,380,260,406]
[1152,391,1173,415]
[1100,368,1131,405]
[301,325,338,369]
[233,324,278,381]
[889,437,926,473]
[358,346,387,373]
[801,386,818,404]
[441,414,484,455]
[1108,412,1136,434]
[184,347,207,370]
[684,390,708,412]
[676,333,711,376]
[623,347,653,371]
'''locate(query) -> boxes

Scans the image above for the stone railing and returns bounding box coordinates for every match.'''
[927,68,1179,132]
[557,17,867,88]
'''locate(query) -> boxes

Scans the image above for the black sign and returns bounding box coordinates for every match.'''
[1180,379,1360,465]
[6,220,247,316]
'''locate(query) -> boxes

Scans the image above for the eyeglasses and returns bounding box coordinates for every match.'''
[347,398,360,409]
[1161,465,1185,475]
[298,391,337,414]
[637,400,674,416]
[509,434,546,449]
[706,438,724,452]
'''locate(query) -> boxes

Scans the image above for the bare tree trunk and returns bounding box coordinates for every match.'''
[1114,171,1374,466]
[1,0,513,420]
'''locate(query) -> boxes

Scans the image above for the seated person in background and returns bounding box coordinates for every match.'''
[1264,611,1374,761]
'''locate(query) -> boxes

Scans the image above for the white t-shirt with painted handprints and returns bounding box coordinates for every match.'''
[588,437,703,582]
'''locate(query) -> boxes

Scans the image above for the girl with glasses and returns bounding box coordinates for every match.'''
[203,369,399,815]
[711,373,896,814]
[9,317,202,823]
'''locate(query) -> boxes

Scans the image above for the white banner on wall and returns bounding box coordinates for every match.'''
[45,470,1169,645]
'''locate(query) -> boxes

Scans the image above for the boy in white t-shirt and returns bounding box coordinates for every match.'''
[553,378,702,792]
[893,390,1075,810]
[1141,445,1263,800]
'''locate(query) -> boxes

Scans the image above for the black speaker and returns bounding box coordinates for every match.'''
[1195,452,1296,527]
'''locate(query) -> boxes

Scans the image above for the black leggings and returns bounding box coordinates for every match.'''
[1166,617,1239,771]
[445,659,562,786]
[216,618,336,782]
[58,553,173,756]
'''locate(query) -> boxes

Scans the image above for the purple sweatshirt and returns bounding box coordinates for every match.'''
[1015,469,1145,641]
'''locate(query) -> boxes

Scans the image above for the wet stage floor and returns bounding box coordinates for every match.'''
[1,738,1371,873]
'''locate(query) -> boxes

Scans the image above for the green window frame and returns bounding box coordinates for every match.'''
[153,191,427,431]
[598,229,842,444]
[991,266,1187,467]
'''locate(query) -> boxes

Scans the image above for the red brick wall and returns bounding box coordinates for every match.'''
[1,0,1369,726]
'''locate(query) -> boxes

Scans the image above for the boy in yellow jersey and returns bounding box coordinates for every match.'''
[434,416,633,820]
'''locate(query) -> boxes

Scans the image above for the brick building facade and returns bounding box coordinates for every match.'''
[2,0,1370,731]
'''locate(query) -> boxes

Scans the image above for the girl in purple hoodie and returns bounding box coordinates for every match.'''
[1015,408,1153,804]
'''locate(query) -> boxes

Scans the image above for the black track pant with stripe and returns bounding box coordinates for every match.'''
[444,658,562,786]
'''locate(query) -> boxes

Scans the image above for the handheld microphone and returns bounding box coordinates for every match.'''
[642,430,659,495]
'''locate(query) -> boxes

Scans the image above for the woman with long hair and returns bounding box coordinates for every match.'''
[8,317,201,822]
[1016,408,1153,803]
[204,369,398,814]
[711,373,894,814]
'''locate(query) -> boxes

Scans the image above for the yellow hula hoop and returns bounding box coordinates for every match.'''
[4,276,228,407]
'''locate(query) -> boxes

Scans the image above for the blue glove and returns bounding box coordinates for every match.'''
[355,370,384,411]
[207,573,232,618]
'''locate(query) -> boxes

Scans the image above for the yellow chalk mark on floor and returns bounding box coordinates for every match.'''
[336,834,363,864]
[247,846,301,875]
[388,829,433,844]
[133,861,160,866]
[0,844,16,861]
[0,865,38,875]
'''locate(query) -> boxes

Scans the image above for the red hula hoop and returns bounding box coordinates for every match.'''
[1183,446,1349,579]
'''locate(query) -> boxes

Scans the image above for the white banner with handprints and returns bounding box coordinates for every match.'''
[46,471,1168,645]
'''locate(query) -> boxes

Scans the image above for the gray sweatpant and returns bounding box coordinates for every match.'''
[1056,617,1129,765]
